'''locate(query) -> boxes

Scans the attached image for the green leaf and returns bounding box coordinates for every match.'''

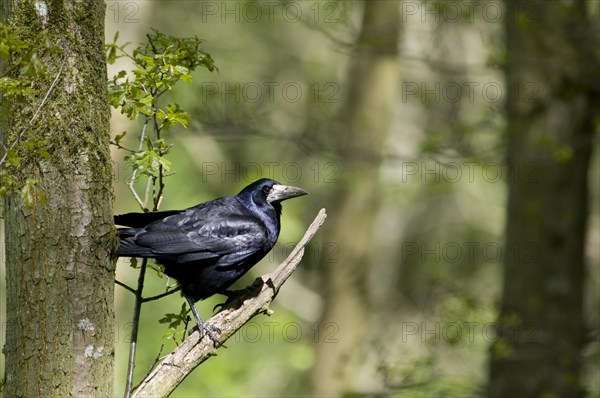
[106,45,117,64]
[157,156,172,172]
[107,29,218,204]
[174,65,189,75]
[114,131,127,145]
[138,94,153,105]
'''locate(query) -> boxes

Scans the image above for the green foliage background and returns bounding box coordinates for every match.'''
[105,0,600,396]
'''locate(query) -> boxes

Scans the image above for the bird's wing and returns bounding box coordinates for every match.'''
[178,218,268,267]
[132,201,269,267]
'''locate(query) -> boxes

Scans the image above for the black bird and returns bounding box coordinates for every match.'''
[115,178,308,339]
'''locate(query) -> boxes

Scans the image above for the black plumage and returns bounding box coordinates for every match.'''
[115,178,308,338]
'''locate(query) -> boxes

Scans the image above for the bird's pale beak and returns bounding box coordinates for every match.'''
[267,184,309,203]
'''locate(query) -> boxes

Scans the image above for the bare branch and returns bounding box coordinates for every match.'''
[125,258,149,398]
[132,208,327,398]
[127,180,146,211]
[115,279,136,295]
[142,286,181,303]
[126,116,151,211]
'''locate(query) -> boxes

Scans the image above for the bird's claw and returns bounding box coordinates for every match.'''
[212,287,250,313]
[190,322,221,344]
[213,279,265,313]
[201,322,221,343]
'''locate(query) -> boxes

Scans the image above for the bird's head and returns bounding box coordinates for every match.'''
[265,182,309,204]
[238,178,308,215]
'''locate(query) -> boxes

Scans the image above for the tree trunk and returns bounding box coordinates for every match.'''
[310,1,400,395]
[488,1,598,397]
[2,1,116,396]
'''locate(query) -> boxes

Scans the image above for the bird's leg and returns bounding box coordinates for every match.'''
[186,296,220,343]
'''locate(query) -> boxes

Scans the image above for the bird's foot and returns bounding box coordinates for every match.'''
[190,321,221,344]
[213,279,264,312]
[212,290,242,312]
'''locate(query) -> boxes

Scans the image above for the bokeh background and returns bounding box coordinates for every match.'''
[2,0,599,396]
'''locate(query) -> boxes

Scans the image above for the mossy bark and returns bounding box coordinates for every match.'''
[488,1,598,397]
[2,0,116,396]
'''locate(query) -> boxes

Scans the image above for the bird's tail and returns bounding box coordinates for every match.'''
[117,228,154,257]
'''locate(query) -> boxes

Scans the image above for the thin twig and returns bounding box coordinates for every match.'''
[152,89,163,211]
[109,140,135,153]
[127,182,146,212]
[127,116,151,211]
[120,37,174,396]
[115,279,136,295]
[0,57,67,168]
[116,277,180,301]
[154,166,164,211]
[143,176,153,210]
[124,258,149,398]
[142,286,182,303]
[124,69,169,396]
[156,88,169,98]
[132,209,327,398]
[138,117,150,152]
[132,343,166,393]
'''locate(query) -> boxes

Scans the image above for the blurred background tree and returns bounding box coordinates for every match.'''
[310,1,400,395]
[1,0,599,396]
[489,1,599,397]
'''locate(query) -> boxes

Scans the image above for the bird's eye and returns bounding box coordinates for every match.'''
[262,185,271,194]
